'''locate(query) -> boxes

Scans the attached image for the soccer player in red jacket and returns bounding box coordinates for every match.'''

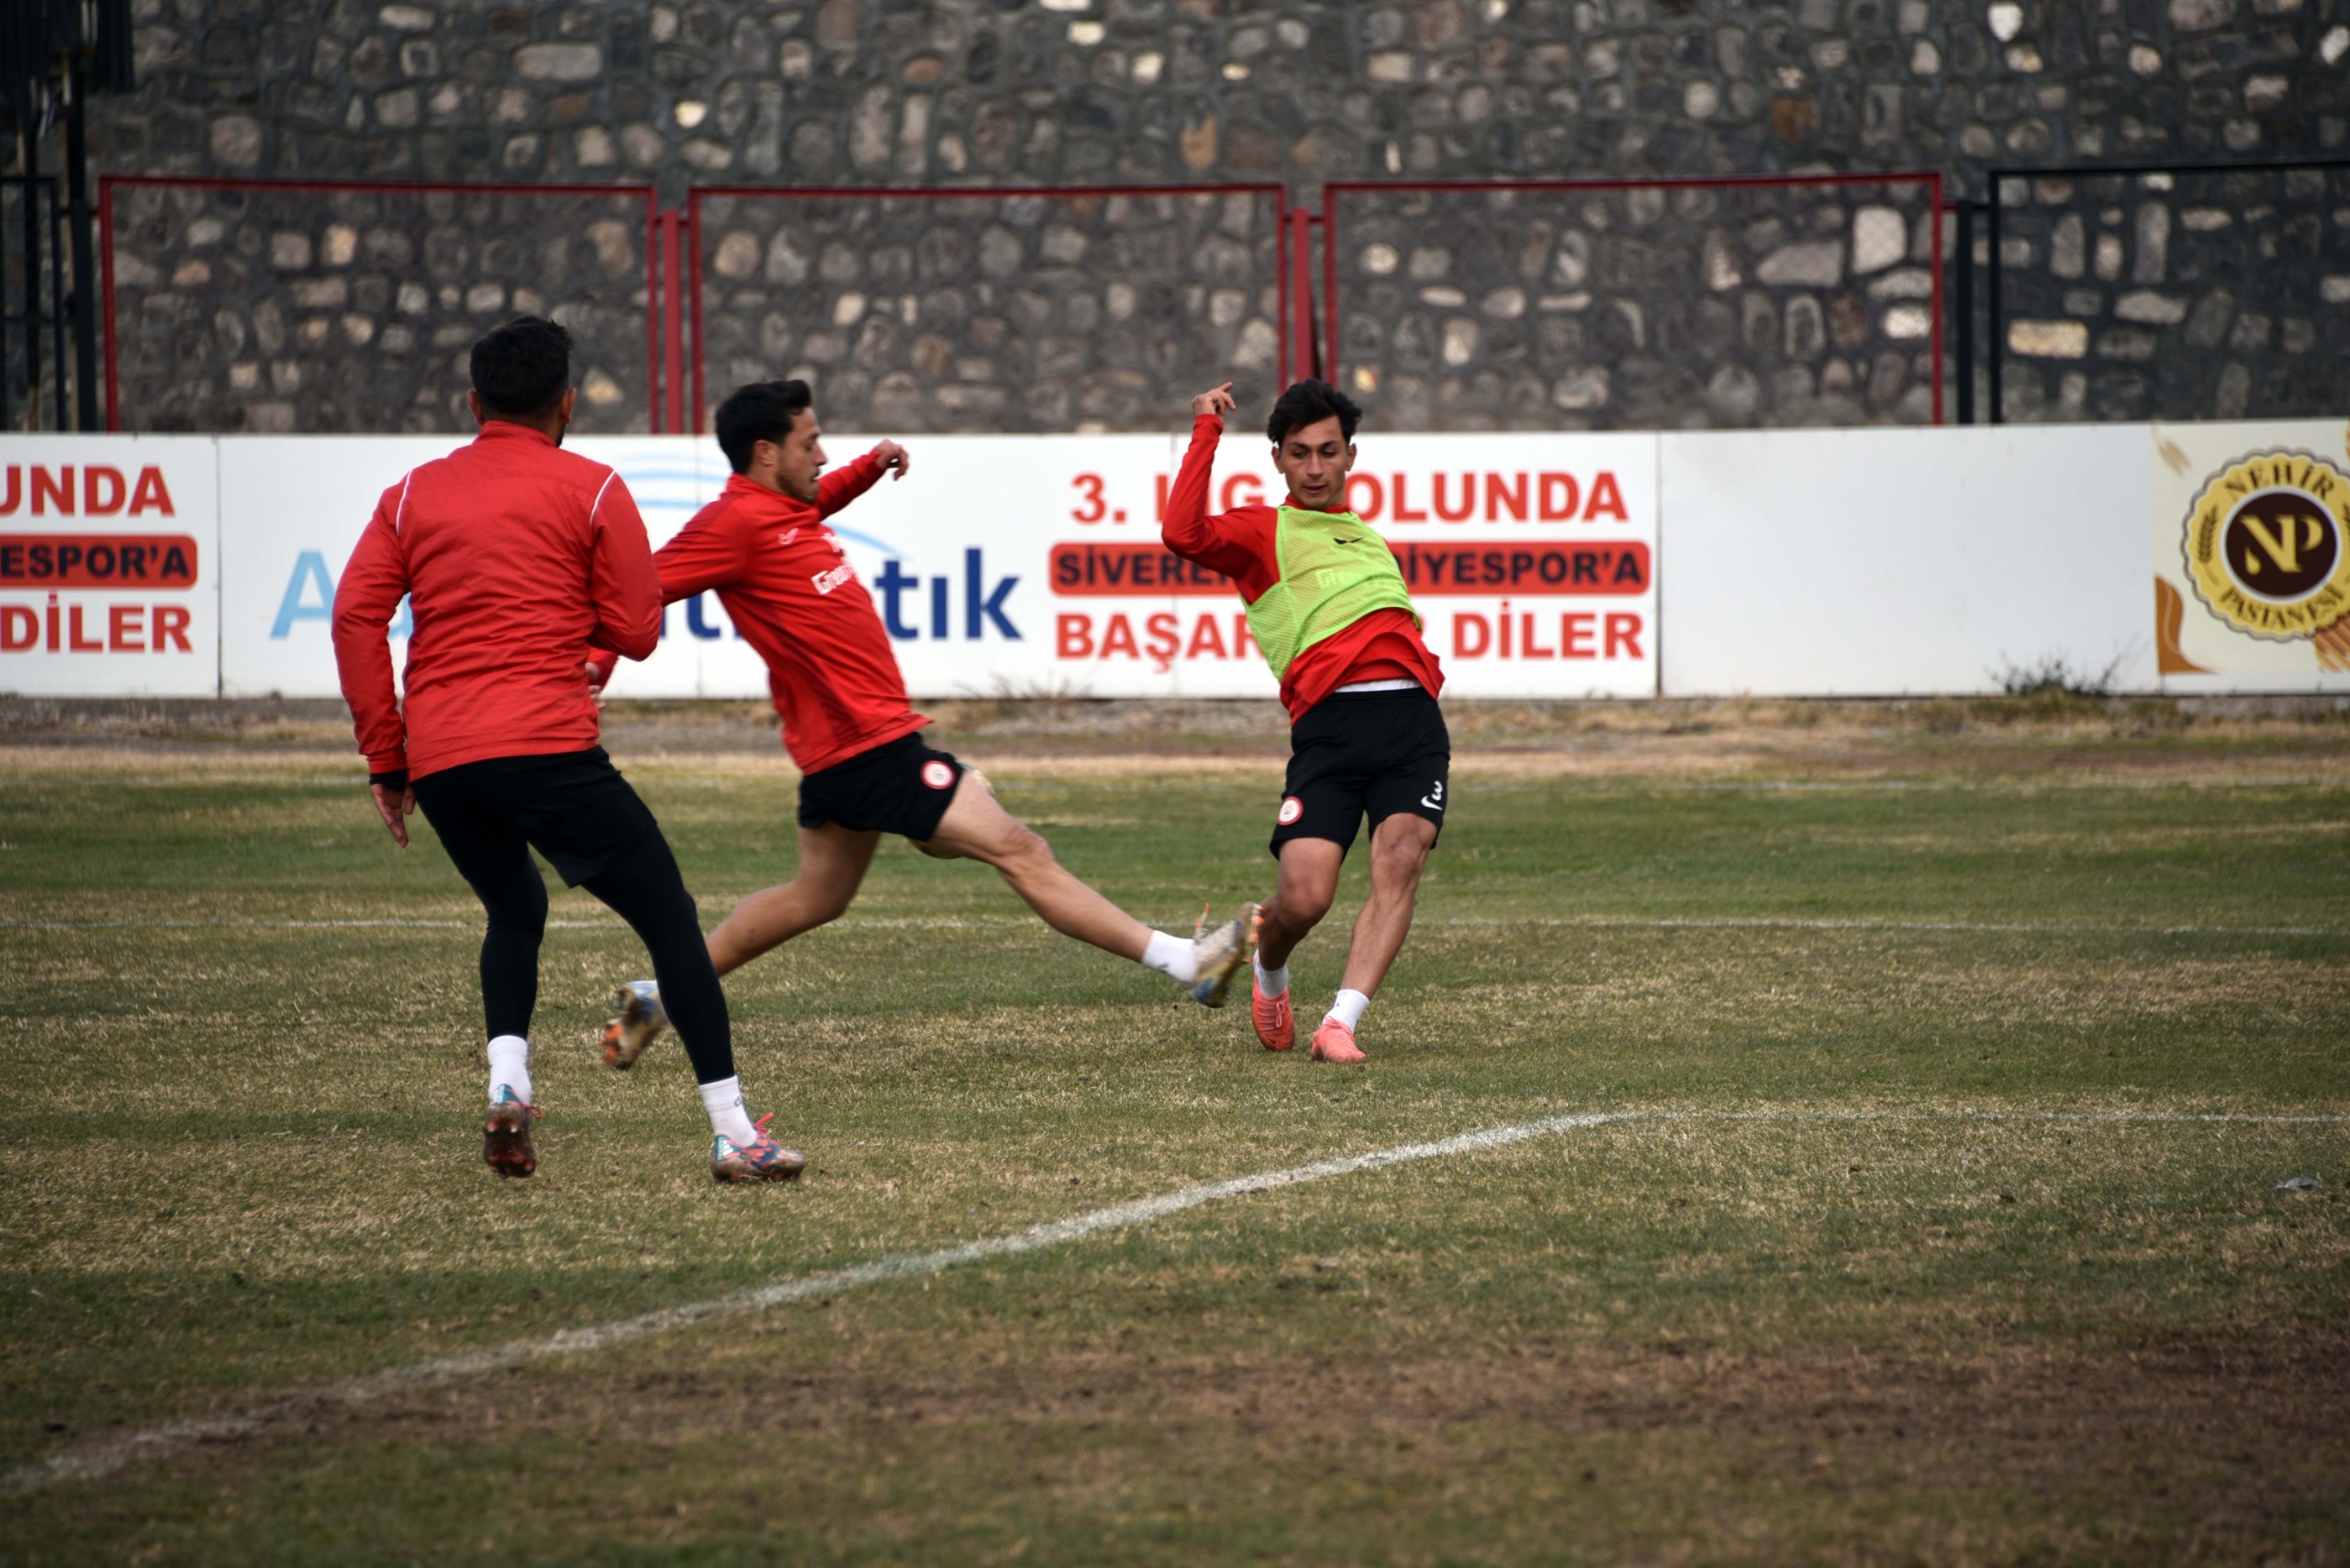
[1162,379,1449,1064]
[332,318,800,1184]
[588,379,1254,1067]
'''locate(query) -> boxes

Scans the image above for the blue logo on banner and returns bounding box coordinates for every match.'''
[272,550,408,639]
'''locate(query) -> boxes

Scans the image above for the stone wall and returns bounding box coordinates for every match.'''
[695,187,1282,431]
[82,0,2350,432]
[1986,164,2350,420]
[107,185,650,431]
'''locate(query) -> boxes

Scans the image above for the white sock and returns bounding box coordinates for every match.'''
[1140,930,1199,985]
[1254,952,1290,997]
[1324,989,1371,1033]
[699,1076,758,1145]
[487,1035,532,1106]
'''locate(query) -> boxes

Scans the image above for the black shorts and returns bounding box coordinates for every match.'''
[411,746,659,888]
[1270,686,1451,857]
[797,733,967,841]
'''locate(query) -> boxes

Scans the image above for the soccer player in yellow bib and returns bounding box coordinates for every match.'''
[1163,380,1450,1064]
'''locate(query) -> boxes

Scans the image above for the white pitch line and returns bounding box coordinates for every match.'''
[5,1110,1634,1496]
[8,1103,2345,1499]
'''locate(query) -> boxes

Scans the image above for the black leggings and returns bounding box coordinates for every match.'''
[415,756,735,1086]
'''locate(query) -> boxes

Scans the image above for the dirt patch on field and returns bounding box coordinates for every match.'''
[6,695,2350,787]
[68,1313,2349,1554]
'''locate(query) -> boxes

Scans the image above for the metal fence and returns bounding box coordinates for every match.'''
[100,178,659,434]
[3,170,72,431]
[1986,158,2350,424]
[684,182,1290,434]
[1316,174,1945,431]
[93,174,1998,437]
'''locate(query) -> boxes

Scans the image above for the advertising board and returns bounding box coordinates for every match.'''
[12,420,2348,706]
[0,435,221,698]
[1658,425,2156,698]
[2150,419,2350,692]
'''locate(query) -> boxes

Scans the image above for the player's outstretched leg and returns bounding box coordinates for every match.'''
[1308,813,1438,1064]
[919,772,1258,1007]
[581,833,803,1182]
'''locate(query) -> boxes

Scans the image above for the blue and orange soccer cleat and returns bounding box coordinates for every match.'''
[483,1086,542,1178]
[711,1113,805,1184]
[1188,902,1259,1009]
[599,980,667,1070]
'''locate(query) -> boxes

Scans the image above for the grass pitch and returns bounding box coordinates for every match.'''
[2,699,2347,1563]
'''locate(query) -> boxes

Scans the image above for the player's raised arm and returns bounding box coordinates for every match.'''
[814,442,898,515]
[1163,385,1267,582]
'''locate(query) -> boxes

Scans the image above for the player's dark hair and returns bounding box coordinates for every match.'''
[468,317,574,420]
[1266,378,1361,447]
[715,380,815,474]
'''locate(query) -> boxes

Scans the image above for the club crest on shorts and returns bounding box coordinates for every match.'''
[922,760,957,790]
[1277,796,1304,825]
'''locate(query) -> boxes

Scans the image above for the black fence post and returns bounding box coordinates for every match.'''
[1953,201,1976,426]
[1986,174,2004,427]
[64,56,95,430]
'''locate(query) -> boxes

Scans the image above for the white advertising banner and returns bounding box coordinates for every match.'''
[1336,432,1658,700]
[218,435,445,698]
[0,434,221,697]
[21,421,2350,704]
[216,434,722,699]
[2149,419,2350,693]
[1659,425,2157,698]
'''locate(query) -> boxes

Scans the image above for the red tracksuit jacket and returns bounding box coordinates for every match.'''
[332,421,659,779]
[588,455,927,775]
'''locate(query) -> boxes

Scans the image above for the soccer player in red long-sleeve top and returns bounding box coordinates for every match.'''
[588,378,1255,1068]
[332,318,800,1184]
[1161,379,1449,1064]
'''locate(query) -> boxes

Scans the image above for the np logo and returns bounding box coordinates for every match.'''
[2183,450,2350,642]
[921,760,957,790]
[1276,796,1304,825]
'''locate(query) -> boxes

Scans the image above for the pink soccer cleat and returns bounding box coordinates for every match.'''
[1309,1019,1367,1065]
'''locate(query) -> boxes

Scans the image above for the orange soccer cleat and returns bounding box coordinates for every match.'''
[1308,1018,1367,1065]
[1251,975,1294,1051]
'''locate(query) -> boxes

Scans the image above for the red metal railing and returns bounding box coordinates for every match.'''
[1316,172,1947,425]
[99,173,1953,434]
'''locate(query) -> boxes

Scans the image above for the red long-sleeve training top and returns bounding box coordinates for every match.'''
[1162,412,1443,722]
[588,454,927,775]
[332,421,659,780]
